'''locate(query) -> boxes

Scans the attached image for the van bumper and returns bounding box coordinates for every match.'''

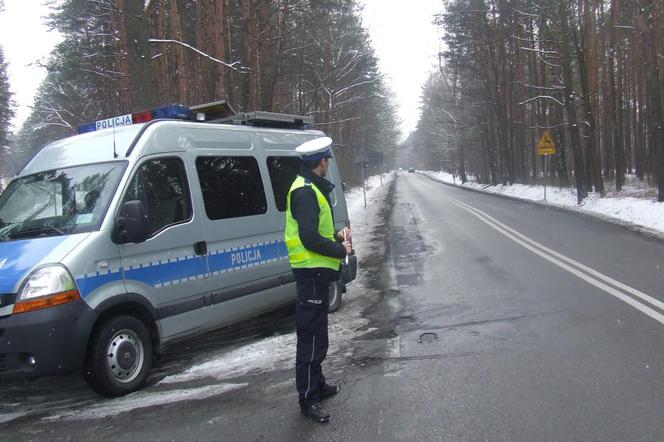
[0,299,97,379]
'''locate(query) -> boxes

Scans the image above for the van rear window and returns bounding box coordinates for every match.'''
[195,156,268,220]
[266,157,301,212]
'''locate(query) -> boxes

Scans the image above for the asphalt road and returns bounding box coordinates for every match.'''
[2,172,664,441]
[347,173,664,441]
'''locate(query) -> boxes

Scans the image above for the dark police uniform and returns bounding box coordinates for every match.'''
[285,167,347,410]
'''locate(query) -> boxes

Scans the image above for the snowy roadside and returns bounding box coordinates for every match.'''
[24,172,396,422]
[422,171,664,237]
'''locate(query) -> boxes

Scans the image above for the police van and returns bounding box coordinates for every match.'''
[0,102,356,396]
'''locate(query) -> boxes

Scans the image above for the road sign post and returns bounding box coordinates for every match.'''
[544,155,548,201]
[354,153,370,208]
[537,130,557,202]
[353,150,383,208]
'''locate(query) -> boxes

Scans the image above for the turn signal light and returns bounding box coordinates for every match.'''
[13,290,81,314]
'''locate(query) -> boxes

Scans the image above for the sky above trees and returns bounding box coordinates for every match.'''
[0,1,62,130]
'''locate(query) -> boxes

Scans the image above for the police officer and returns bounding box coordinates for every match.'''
[285,137,352,423]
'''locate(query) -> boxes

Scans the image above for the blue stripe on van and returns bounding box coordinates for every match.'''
[75,240,289,297]
[76,270,123,296]
[124,255,207,288]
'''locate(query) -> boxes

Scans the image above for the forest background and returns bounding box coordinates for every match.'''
[2,0,664,204]
[0,0,399,185]
[412,0,664,203]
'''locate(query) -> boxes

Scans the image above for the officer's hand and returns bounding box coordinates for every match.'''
[337,227,351,241]
[342,241,352,255]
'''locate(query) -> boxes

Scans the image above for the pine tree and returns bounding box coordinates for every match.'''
[0,45,12,151]
[0,0,14,183]
[0,0,12,162]
[18,0,152,157]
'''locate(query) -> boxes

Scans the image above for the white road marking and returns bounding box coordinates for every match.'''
[454,199,664,312]
[451,197,664,326]
[384,336,402,377]
[386,335,401,359]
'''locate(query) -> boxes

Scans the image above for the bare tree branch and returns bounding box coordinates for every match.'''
[311,116,362,126]
[149,39,250,72]
[519,95,565,107]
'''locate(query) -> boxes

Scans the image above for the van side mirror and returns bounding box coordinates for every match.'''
[112,200,148,244]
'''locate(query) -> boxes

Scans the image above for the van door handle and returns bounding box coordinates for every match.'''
[194,241,208,256]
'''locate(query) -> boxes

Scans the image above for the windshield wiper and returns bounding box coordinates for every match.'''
[9,225,65,239]
[0,220,12,241]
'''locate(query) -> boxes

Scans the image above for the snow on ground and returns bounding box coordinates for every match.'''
[44,383,248,421]
[159,332,295,385]
[159,173,395,386]
[423,171,664,236]
[0,412,30,425]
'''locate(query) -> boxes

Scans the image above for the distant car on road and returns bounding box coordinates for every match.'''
[408,168,415,173]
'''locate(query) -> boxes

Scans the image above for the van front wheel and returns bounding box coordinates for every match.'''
[328,282,343,313]
[83,315,153,397]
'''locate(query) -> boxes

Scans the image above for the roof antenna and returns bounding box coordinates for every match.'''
[112,123,118,158]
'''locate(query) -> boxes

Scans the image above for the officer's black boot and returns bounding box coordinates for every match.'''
[300,402,330,423]
[320,384,339,400]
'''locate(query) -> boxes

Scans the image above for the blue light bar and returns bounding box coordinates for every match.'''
[77,122,97,134]
[153,104,191,120]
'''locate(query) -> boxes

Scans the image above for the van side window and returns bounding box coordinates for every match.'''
[124,158,192,236]
[266,156,301,212]
[195,156,268,220]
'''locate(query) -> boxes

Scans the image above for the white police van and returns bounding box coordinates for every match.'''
[0,102,356,396]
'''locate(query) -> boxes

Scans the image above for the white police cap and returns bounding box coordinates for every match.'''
[295,137,333,161]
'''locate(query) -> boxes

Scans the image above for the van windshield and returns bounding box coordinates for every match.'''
[0,162,126,241]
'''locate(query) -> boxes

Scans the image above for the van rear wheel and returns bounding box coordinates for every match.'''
[328,282,342,313]
[83,315,153,397]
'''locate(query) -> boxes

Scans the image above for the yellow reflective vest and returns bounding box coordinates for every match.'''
[285,176,341,270]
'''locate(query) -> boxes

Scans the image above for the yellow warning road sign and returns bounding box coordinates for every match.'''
[538,130,556,155]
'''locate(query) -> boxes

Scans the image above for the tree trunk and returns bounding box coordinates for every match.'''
[560,0,588,203]
[115,0,133,111]
[609,0,625,190]
[575,0,604,194]
[169,0,188,102]
[271,0,286,110]
[211,0,226,100]
[637,0,664,201]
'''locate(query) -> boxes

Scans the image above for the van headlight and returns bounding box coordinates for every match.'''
[14,265,80,314]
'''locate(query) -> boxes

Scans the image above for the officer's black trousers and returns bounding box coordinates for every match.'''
[295,277,330,405]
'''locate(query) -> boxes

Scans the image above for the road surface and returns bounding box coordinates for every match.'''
[2,172,664,441]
